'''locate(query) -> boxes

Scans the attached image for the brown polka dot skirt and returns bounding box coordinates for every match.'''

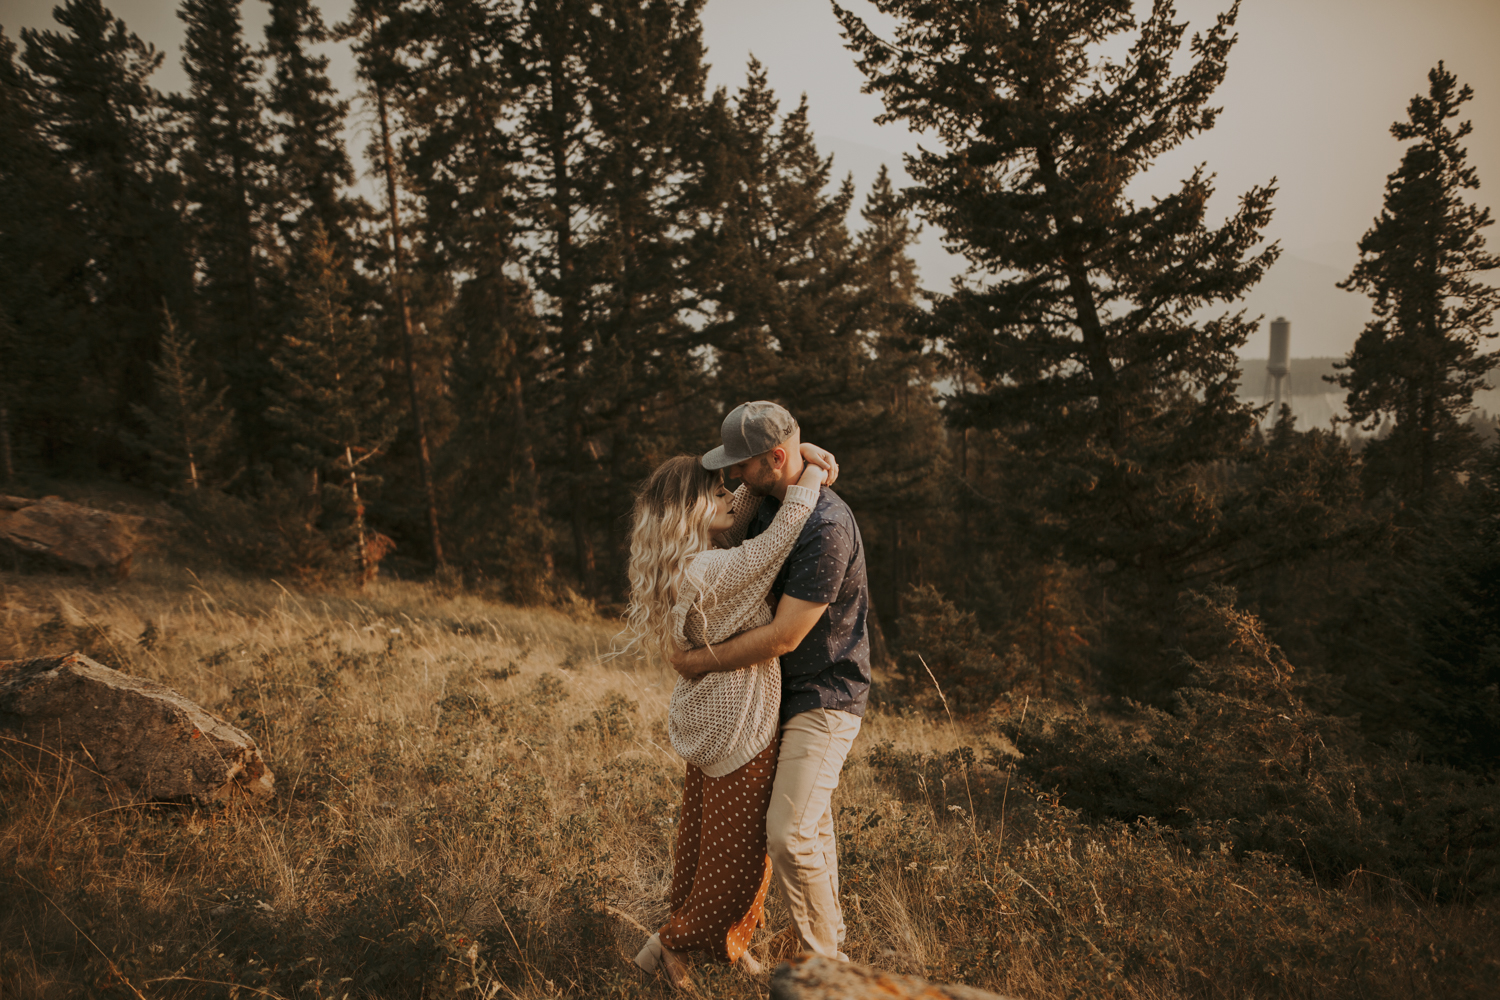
[657,737,779,963]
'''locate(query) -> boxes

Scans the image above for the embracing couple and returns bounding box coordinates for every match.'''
[622,400,869,986]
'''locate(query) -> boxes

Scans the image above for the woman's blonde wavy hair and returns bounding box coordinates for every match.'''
[620,455,722,658]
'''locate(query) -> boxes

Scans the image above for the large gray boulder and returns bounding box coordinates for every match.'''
[770,955,1016,1000]
[0,494,147,575]
[0,653,274,804]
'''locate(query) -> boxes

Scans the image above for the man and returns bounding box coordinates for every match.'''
[671,400,870,962]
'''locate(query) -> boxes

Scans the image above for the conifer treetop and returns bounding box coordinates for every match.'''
[833,0,1278,457]
[21,0,166,172]
[1334,62,1499,500]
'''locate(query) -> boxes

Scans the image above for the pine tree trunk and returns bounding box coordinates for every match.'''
[509,369,543,505]
[375,81,446,571]
[1036,146,1126,450]
[892,515,905,620]
[958,387,970,602]
[494,281,540,498]
[1418,296,1441,501]
[507,359,553,576]
[0,405,13,484]
[1404,379,1422,498]
[230,142,259,358]
[180,398,200,492]
[539,36,596,593]
[1420,387,1437,501]
[347,445,369,584]
[568,417,597,592]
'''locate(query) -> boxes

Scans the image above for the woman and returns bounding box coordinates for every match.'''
[622,447,831,985]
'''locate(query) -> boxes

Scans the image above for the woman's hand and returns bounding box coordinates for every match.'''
[798,462,828,490]
[799,442,839,486]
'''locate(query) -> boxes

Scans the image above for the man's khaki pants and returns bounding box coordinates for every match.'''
[766,707,862,960]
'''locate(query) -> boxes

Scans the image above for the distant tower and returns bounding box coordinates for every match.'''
[1266,316,1291,422]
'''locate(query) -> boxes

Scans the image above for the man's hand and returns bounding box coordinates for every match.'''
[668,644,702,680]
[799,442,839,486]
[669,643,729,680]
[668,596,829,679]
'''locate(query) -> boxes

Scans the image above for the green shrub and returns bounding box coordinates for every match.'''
[177,480,343,583]
[893,583,1034,710]
[1010,588,1500,899]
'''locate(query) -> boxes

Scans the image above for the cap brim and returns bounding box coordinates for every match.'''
[701,445,746,471]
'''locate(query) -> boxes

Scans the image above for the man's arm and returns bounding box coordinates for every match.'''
[670,595,828,679]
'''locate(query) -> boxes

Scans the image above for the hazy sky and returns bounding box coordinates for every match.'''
[5,0,1499,361]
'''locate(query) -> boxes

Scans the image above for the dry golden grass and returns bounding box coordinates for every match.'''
[0,556,1494,999]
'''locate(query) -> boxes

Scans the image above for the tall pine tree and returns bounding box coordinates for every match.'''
[392,0,551,591]
[0,27,92,470]
[266,222,398,580]
[694,71,949,635]
[346,0,455,570]
[175,0,276,460]
[262,0,357,246]
[835,2,1278,622]
[21,0,193,469]
[1334,63,1500,503]
[508,0,716,594]
[846,165,949,625]
[697,66,867,410]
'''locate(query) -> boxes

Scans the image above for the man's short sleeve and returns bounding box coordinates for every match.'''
[779,518,851,605]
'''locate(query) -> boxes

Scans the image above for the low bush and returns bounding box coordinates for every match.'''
[893,583,1038,710]
[1010,588,1500,900]
[176,475,396,585]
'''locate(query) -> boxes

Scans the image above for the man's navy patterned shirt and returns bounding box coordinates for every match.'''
[746,486,871,724]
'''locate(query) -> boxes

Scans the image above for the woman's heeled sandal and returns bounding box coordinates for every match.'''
[634,933,665,973]
[636,932,695,990]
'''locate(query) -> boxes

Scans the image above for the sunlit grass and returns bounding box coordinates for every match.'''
[0,559,1493,999]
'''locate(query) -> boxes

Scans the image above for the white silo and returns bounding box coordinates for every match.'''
[1266,317,1291,422]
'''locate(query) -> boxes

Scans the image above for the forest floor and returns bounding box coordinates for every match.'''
[0,546,1494,999]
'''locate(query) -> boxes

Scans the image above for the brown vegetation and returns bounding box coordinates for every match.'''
[1,558,1493,999]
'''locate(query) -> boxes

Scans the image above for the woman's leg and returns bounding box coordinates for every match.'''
[658,738,779,962]
[638,764,704,984]
[669,763,706,914]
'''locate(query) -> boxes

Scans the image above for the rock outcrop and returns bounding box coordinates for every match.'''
[0,494,147,575]
[770,955,1016,1000]
[0,653,274,804]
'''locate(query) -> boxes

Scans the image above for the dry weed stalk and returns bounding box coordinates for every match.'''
[0,559,1492,998]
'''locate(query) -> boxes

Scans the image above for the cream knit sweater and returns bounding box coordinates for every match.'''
[667,482,821,777]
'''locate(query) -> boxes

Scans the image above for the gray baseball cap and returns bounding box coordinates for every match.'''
[701,400,799,471]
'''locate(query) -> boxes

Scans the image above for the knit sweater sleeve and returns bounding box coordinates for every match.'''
[674,483,820,650]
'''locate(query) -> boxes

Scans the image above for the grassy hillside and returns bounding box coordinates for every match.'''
[0,558,1494,999]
